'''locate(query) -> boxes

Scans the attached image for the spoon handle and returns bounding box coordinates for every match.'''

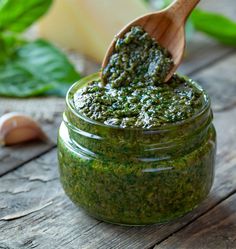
[167,0,200,23]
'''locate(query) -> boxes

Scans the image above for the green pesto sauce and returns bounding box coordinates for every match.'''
[102,26,173,87]
[58,123,216,225]
[74,75,204,128]
[74,26,205,128]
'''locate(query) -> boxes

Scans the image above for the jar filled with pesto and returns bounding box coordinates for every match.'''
[58,72,216,225]
[58,26,216,225]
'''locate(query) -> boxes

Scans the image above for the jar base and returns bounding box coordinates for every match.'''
[78,202,203,226]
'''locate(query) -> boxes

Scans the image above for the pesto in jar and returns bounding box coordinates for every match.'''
[74,75,204,128]
[74,26,205,128]
[57,26,216,225]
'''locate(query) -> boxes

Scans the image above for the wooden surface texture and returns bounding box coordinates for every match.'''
[1,1,236,248]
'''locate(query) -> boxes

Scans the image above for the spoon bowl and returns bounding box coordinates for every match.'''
[102,0,200,82]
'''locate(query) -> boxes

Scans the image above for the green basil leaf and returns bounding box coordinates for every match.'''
[16,40,80,84]
[185,17,195,42]
[191,9,236,46]
[0,34,26,63]
[0,0,53,33]
[0,63,55,97]
[0,39,81,97]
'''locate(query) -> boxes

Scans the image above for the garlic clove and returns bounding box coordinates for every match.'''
[0,112,48,146]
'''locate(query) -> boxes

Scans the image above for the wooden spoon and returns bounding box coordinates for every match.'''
[102,0,200,82]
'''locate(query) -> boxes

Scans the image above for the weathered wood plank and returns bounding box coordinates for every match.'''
[0,98,236,249]
[191,52,236,112]
[0,142,53,176]
[179,0,236,75]
[154,193,236,249]
[179,34,234,75]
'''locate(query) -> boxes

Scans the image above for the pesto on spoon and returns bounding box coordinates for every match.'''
[102,26,173,87]
[101,0,200,82]
[74,27,204,129]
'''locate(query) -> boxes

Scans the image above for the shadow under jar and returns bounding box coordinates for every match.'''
[58,73,216,226]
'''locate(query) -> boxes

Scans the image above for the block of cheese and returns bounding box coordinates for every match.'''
[38,0,149,63]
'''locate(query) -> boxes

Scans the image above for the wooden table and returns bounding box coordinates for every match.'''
[1,1,236,248]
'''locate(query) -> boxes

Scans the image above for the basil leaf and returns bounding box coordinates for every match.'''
[0,63,55,97]
[0,0,53,33]
[16,40,80,84]
[0,34,26,63]
[185,17,195,42]
[191,9,236,46]
[0,39,81,97]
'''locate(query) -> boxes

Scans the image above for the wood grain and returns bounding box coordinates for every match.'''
[191,52,236,112]
[0,141,53,176]
[179,34,234,76]
[154,193,236,249]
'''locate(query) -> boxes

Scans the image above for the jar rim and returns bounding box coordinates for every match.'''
[66,72,211,132]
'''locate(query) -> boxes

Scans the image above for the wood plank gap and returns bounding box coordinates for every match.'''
[188,48,236,77]
[0,144,56,177]
[150,188,236,249]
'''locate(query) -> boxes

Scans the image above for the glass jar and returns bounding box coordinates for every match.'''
[58,73,216,225]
